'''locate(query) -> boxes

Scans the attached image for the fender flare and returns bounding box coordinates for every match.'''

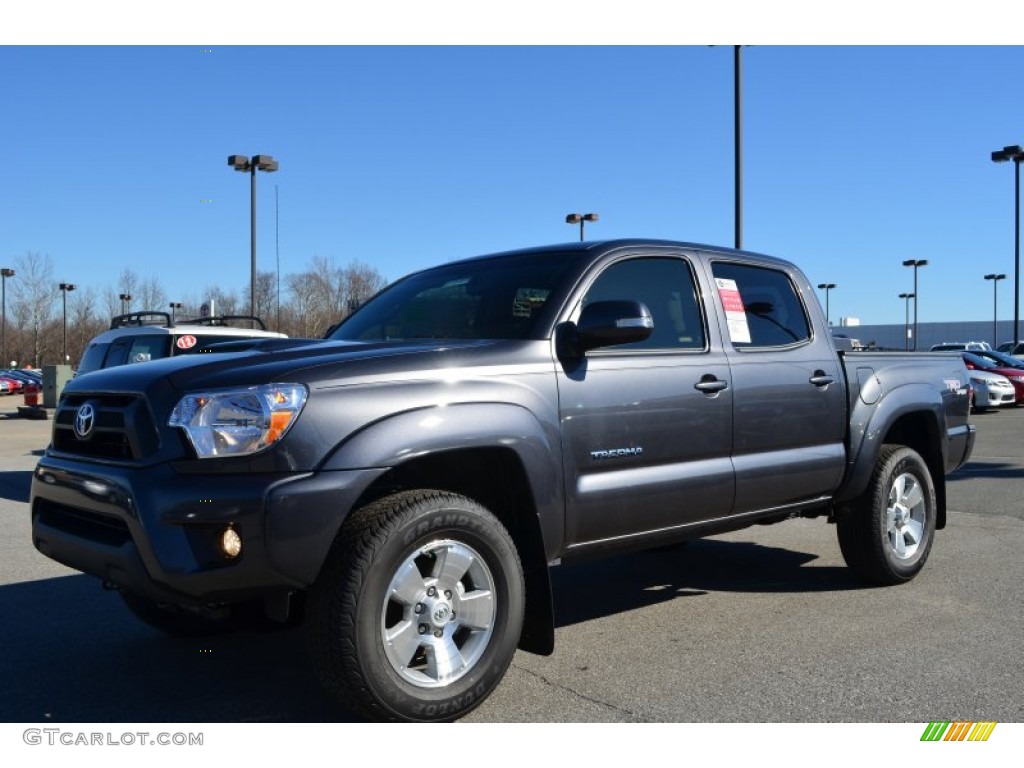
[836,382,947,507]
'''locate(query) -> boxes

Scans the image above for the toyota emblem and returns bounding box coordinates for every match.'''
[74,403,96,440]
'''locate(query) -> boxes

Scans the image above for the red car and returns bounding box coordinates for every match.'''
[962,351,1024,402]
[0,375,22,395]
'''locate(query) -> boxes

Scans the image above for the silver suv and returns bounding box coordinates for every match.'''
[77,312,287,376]
[929,341,991,352]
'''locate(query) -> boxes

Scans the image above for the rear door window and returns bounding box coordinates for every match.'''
[711,262,811,348]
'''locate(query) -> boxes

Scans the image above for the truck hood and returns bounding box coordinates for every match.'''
[65,338,511,395]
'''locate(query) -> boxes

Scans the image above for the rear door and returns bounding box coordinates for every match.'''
[707,258,846,512]
[557,252,735,547]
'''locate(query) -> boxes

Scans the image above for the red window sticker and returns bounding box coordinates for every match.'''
[715,278,752,344]
[176,335,198,350]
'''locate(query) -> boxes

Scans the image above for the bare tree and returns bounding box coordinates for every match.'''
[102,286,121,321]
[10,251,57,366]
[302,256,387,337]
[244,270,277,324]
[69,287,105,364]
[285,271,319,338]
[117,268,140,313]
[342,259,387,310]
[137,276,167,314]
[199,285,239,318]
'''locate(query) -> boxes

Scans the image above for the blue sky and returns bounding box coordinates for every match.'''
[3,33,1023,325]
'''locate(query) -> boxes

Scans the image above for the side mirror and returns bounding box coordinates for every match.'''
[559,300,654,358]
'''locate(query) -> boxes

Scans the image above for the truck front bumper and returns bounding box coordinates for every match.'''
[30,456,386,606]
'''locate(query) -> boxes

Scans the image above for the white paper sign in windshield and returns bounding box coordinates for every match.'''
[716,278,751,344]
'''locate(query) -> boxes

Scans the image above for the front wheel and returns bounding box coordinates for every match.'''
[836,444,937,585]
[307,490,525,722]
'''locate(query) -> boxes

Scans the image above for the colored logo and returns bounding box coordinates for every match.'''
[921,721,997,742]
[176,335,197,350]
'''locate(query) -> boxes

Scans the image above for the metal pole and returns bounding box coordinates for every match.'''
[275,184,280,332]
[913,266,919,351]
[899,293,913,351]
[905,296,910,351]
[579,219,584,241]
[993,277,999,347]
[825,289,830,327]
[62,288,68,363]
[250,164,257,320]
[1015,159,1020,346]
[734,45,742,250]
[1,274,6,367]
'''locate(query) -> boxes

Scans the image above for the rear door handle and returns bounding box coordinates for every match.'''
[810,370,835,387]
[695,375,729,394]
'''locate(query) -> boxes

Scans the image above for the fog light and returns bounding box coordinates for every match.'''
[220,527,242,559]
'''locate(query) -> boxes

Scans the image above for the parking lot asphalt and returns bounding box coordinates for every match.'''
[1,404,1021,723]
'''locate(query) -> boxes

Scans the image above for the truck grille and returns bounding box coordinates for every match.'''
[53,394,160,461]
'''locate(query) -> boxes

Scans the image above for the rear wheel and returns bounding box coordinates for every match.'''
[837,444,937,585]
[307,490,525,722]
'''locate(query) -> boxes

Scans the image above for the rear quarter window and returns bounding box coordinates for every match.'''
[103,335,172,369]
[77,343,111,375]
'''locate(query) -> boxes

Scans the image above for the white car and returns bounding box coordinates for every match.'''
[969,369,1016,412]
[77,311,287,376]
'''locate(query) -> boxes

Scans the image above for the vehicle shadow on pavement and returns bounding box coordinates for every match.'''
[947,460,1024,481]
[0,470,32,503]
[551,539,863,629]
[0,574,362,723]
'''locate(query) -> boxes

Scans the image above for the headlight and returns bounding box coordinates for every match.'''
[169,384,308,458]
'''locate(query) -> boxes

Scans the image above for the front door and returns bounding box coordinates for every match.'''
[557,254,735,548]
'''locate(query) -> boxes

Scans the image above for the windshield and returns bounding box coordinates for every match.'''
[975,350,1024,370]
[963,352,1005,371]
[328,251,583,342]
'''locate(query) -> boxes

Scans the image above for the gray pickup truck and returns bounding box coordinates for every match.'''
[31,239,975,722]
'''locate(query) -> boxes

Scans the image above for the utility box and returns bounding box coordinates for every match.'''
[43,365,74,408]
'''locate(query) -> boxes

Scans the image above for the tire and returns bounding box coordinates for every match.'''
[119,591,234,637]
[306,490,525,722]
[836,444,937,586]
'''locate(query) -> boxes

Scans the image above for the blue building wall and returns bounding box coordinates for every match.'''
[833,320,1021,351]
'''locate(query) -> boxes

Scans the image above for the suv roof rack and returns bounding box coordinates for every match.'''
[178,315,268,330]
[110,311,174,329]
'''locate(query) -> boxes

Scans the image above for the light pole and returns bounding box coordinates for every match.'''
[817,283,836,327]
[119,293,132,315]
[169,302,183,323]
[59,282,75,363]
[984,273,1006,347]
[733,44,742,250]
[229,154,279,320]
[902,259,928,350]
[565,212,598,241]
[991,145,1024,346]
[898,292,915,351]
[1,267,13,368]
